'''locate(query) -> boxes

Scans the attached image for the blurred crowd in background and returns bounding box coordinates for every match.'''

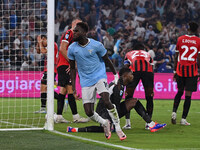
[0,0,200,72]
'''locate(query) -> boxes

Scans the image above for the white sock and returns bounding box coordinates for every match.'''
[107,104,121,132]
[89,112,107,126]
[126,119,131,126]
[75,128,78,132]
[148,121,155,128]
[57,115,62,117]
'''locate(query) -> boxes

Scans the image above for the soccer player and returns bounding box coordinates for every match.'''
[171,22,200,125]
[123,43,154,130]
[67,67,166,133]
[56,19,89,123]
[67,22,126,140]
[35,35,59,113]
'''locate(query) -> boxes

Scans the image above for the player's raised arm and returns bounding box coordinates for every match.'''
[36,42,40,54]
[102,53,118,84]
[60,40,69,62]
[37,35,47,54]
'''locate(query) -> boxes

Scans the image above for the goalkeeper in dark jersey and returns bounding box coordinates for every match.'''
[67,67,166,133]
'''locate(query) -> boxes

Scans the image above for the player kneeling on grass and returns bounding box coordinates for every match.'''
[67,67,166,133]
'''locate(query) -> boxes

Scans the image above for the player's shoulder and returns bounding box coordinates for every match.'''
[125,50,133,56]
[68,42,77,50]
[64,29,73,38]
[178,35,200,43]
[139,49,147,52]
[89,38,102,46]
[179,34,191,39]
[65,29,73,35]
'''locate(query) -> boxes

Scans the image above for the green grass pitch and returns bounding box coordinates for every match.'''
[0,98,200,150]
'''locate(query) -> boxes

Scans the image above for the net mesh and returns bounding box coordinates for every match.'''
[0,0,47,129]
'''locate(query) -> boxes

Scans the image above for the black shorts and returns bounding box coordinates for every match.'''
[127,71,154,93]
[96,99,128,121]
[41,72,56,85]
[176,75,198,92]
[57,65,71,87]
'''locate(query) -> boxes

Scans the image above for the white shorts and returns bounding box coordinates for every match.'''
[82,79,109,104]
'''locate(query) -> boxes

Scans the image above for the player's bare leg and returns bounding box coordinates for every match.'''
[101,92,126,141]
[67,85,89,123]
[84,103,111,139]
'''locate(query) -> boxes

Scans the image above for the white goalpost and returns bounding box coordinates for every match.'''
[46,0,55,131]
[0,0,54,131]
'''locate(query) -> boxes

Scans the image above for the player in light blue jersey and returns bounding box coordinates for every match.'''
[68,22,126,140]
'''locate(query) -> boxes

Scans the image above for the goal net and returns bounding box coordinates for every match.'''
[0,0,54,130]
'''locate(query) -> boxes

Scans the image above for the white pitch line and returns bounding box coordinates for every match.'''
[0,120,44,131]
[0,120,34,128]
[52,130,141,150]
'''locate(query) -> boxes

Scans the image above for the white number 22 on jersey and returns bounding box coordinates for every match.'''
[180,45,197,61]
[131,51,147,59]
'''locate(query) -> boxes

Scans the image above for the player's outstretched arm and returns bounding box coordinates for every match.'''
[102,53,118,84]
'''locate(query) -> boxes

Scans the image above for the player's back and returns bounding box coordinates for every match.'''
[125,50,153,72]
[176,35,200,77]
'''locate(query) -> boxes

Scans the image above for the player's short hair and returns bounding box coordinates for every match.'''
[132,42,144,50]
[76,22,89,33]
[189,22,199,33]
[119,67,131,77]
[41,35,47,39]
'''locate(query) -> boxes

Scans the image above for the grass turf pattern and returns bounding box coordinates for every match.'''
[0,99,200,149]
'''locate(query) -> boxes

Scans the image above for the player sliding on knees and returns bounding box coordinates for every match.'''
[67,67,167,133]
[67,22,126,140]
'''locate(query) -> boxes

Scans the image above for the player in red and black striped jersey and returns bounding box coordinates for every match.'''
[35,35,59,113]
[55,19,89,123]
[123,43,154,130]
[171,22,200,125]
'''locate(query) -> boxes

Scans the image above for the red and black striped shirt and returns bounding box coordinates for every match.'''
[177,63,198,77]
[125,50,153,72]
[57,29,73,68]
[43,42,58,73]
[176,35,200,77]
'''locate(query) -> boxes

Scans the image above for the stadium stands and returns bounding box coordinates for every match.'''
[0,0,200,72]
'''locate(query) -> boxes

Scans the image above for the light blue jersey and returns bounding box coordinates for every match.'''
[68,38,107,87]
